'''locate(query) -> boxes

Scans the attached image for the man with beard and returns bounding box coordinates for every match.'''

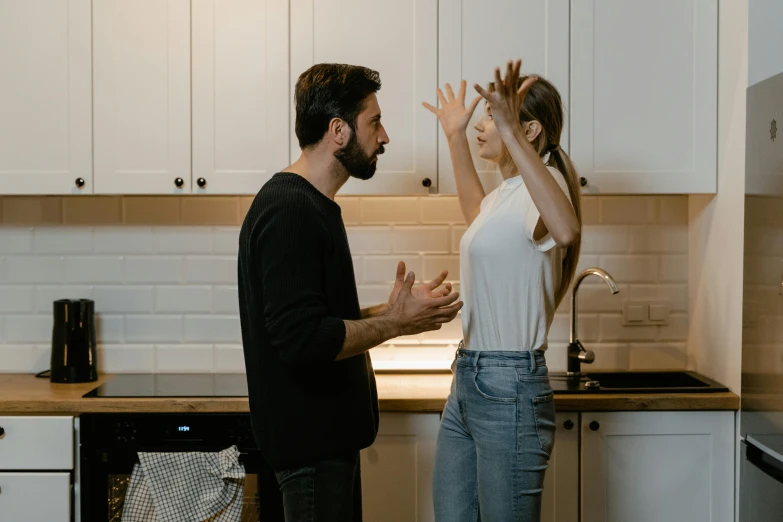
[238,64,463,522]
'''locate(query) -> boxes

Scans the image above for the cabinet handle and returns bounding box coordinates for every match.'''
[589,420,600,431]
[579,177,588,187]
[0,426,5,437]
[422,177,432,188]
[75,178,85,188]
[174,177,184,188]
[563,419,574,431]
[197,178,207,188]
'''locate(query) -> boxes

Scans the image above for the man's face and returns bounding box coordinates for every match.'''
[334,94,390,180]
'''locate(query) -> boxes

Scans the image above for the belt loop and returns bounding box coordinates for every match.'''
[474,350,480,371]
[529,350,537,374]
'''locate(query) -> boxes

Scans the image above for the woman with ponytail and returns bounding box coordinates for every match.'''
[422,59,582,521]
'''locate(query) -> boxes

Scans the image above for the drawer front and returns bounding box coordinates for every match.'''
[0,417,74,470]
[0,472,71,522]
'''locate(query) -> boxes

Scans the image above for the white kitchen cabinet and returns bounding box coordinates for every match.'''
[541,413,579,522]
[0,0,92,195]
[437,0,569,195]
[360,413,439,522]
[0,416,73,470]
[570,0,718,194]
[581,411,734,522]
[290,0,438,195]
[192,0,290,195]
[0,473,71,522]
[93,0,191,194]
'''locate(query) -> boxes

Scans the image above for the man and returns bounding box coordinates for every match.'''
[238,63,462,521]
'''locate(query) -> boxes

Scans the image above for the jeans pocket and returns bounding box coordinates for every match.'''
[532,393,556,456]
[472,366,518,403]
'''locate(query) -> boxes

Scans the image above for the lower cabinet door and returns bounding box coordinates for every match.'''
[0,473,71,522]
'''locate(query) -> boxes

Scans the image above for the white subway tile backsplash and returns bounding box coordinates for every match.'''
[155,286,212,313]
[629,225,688,254]
[125,316,183,343]
[0,195,693,373]
[34,227,93,254]
[185,316,241,343]
[99,345,155,373]
[659,255,688,282]
[422,256,460,282]
[581,226,629,254]
[346,227,392,254]
[393,227,451,254]
[213,286,239,314]
[35,285,93,312]
[66,257,123,283]
[0,286,34,313]
[96,314,124,343]
[93,286,154,313]
[599,315,657,342]
[183,257,237,284]
[5,256,64,284]
[155,345,215,372]
[94,227,154,254]
[0,228,34,254]
[598,255,659,283]
[215,345,246,372]
[213,227,240,255]
[4,314,52,343]
[154,227,213,254]
[124,257,183,284]
[363,256,422,284]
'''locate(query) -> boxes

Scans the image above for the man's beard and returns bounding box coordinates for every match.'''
[334,132,384,180]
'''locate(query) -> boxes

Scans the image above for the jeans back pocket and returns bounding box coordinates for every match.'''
[531,393,556,456]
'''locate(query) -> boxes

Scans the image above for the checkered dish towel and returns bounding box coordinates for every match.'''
[122,445,245,522]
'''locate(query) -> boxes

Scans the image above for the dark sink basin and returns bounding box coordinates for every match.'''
[548,370,729,394]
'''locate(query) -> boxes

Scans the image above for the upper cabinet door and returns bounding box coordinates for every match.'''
[570,0,718,194]
[192,0,290,195]
[290,0,438,195]
[93,0,191,194]
[438,0,569,195]
[0,0,92,195]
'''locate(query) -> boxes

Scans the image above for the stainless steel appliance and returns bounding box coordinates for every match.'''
[80,374,284,522]
[739,64,783,520]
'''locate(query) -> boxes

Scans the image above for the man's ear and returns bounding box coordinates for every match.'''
[328,118,351,147]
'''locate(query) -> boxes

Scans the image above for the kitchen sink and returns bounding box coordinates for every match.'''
[548,370,729,394]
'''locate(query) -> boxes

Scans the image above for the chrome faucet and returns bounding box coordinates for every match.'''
[568,267,620,376]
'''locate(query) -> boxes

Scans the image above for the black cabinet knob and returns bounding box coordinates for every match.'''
[589,420,600,431]
[174,177,184,188]
[422,178,432,188]
[0,426,5,437]
[580,177,588,187]
[197,178,207,188]
[75,178,85,188]
[563,419,574,431]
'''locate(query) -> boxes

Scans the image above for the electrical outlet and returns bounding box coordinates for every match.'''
[622,300,671,326]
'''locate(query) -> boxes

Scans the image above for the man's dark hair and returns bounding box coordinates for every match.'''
[295,63,381,149]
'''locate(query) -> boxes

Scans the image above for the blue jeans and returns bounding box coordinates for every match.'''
[433,349,556,522]
[274,451,362,522]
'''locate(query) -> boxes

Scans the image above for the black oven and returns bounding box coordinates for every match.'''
[79,413,284,522]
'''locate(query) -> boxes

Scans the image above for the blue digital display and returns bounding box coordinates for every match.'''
[178,425,190,432]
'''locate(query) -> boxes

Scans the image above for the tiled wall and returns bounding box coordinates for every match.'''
[0,194,689,373]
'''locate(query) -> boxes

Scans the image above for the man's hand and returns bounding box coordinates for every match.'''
[388,261,453,307]
[387,270,463,337]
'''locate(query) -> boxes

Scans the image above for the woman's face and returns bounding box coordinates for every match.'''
[473,103,504,163]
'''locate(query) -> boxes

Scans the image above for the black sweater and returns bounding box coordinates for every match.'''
[238,173,379,469]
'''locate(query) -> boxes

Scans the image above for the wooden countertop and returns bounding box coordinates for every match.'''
[0,373,739,414]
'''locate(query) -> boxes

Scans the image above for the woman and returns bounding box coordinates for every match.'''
[422,60,583,521]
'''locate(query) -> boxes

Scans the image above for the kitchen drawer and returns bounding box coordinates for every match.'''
[0,472,71,522]
[0,416,74,470]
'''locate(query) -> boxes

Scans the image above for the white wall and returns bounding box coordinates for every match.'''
[687,0,747,393]
[748,0,783,86]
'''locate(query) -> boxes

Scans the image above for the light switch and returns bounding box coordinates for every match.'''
[628,304,646,322]
[649,303,669,322]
